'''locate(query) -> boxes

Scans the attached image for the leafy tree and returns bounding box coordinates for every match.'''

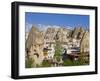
[54,40,63,62]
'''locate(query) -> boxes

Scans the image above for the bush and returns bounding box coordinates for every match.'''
[63,57,86,66]
[63,59,73,66]
[41,60,51,67]
[25,58,34,68]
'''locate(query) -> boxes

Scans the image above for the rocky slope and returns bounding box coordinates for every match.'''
[80,31,89,52]
[71,27,85,39]
[25,26,44,67]
[25,25,89,67]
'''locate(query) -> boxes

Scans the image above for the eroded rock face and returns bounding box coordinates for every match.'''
[45,27,71,43]
[80,31,89,53]
[25,32,29,40]
[44,28,57,41]
[25,26,44,67]
[71,27,85,39]
[25,25,89,67]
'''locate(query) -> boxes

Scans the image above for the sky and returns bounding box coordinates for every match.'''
[25,12,89,32]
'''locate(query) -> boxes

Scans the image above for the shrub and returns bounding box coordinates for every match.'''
[41,60,51,67]
[63,59,73,66]
[25,58,34,68]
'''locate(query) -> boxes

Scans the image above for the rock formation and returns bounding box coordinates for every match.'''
[44,28,57,40]
[80,31,89,53]
[25,25,89,67]
[25,26,44,67]
[71,27,84,39]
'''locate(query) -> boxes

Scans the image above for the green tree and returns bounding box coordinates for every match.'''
[54,40,63,62]
[63,59,73,66]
